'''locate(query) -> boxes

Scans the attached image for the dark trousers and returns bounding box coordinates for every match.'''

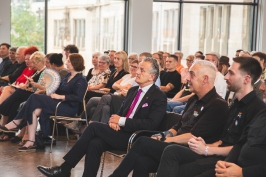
[109,137,218,177]
[63,122,132,177]
[0,89,32,123]
[156,144,219,177]
[109,137,170,177]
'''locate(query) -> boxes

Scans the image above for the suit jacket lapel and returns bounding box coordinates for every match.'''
[134,84,155,114]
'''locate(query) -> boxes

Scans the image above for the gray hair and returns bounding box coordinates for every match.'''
[98,54,110,64]
[93,52,102,57]
[174,51,183,59]
[129,52,139,60]
[191,60,217,82]
[143,57,160,82]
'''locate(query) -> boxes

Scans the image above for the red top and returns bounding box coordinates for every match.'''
[14,67,36,84]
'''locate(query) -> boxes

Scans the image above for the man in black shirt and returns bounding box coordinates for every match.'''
[154,57,265,177]
[160,54,182,98]
[0,43,11,76]
[0,46,27,86]
[0,47,18,78]
[108,59,229,177]
[215,78,266,177]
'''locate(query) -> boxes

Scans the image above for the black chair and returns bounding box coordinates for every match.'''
[99,112,182,177]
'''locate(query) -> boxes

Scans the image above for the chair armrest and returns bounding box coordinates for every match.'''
[53,100,66,117]
[127,130,162,152]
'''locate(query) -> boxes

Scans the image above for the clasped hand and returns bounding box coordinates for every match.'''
[188,136,206,155]
[215,161,243,177]
[108,114,121,131]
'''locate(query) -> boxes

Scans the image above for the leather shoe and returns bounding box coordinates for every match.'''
[37,165,70,177]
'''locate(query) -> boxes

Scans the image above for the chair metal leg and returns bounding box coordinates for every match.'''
[56,123,58,136]
[66,127,69,140]
[99,152,106,177]
[50,118,57,153]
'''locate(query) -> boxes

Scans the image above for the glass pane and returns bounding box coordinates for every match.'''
[152,2,180,54]
[181,3,253,59]
[47,0,125,73]
[11,0,45,51]
[183,0,254,2]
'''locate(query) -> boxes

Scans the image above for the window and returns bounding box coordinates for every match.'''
[47,0,125,73]
[73,19,85,49]
[11,0,45,51]
[181,3,252,59]
[152,3,179,53]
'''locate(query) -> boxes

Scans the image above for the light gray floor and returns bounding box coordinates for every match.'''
[0,136,124,177]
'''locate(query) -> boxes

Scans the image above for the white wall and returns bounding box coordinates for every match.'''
[128,0,153,54]
[0,0,11,44]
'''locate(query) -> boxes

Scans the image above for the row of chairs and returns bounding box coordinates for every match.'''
[49,90,182,176]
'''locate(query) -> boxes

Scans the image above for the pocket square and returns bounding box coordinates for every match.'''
[142,103,148,107]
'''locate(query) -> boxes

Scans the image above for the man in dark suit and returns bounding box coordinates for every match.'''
[37,57,167,177]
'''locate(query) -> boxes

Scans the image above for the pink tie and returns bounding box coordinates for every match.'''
[125,89,142,118]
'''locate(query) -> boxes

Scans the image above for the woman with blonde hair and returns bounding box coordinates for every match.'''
[0,51,46,141]
[0,53,88,150]
[84,51,129,103]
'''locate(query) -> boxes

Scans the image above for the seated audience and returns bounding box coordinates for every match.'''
[0,45,30,86]
[82,59,138,125]
[0,47,18,78]
[63,44,79,60]
[166,55,195,114]
[87,55,111,91]
[205,52,227,98]
[0,49,36,104]
[0,43,11,76]
[174,51,184,74]
[86,52,101,82]
[108,50,116,72]
[235,49,243,57]
[195,50,203,56]
[37,57,167,177]
[0,51,46,141]
[84,51,129,103]
[153,52,164,70]
[160,54,181,98]
[252,52,266,80]
[239,50,251,57]
[162,52,170,68]
[0,53,87,151]
[107,60,228,177]
[138,52,152,62]
[45,53,54,68]
[49,53,69,79]
[180,55,194,84]
[128,52,138,64]
[155,57,265,177]
[218,56,230,76]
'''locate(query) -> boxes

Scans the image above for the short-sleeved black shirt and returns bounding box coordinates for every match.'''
[172,87,229,143]
[220,90,265,146]
[160,70,181,98]
[225,108,266,176]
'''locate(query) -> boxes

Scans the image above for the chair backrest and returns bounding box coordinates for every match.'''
[157,112,182,131]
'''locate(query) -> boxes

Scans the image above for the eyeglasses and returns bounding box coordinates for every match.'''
[130,65,138,69]
[98,61,107,65]
[129,57,135,60]
[186,59,194,63]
